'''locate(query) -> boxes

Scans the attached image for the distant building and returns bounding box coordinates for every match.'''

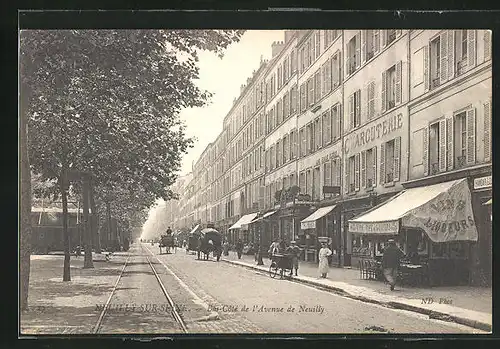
[171,30,491,284]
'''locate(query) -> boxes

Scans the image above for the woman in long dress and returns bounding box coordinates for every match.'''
[318,242,333,278]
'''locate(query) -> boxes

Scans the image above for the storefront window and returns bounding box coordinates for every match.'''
[352,235,370,257]
[431,243,446,258]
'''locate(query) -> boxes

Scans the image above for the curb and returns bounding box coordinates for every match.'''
[223,259,491,332]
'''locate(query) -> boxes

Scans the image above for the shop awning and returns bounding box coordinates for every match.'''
[189,224,200,235]
[228,213,259,230]
[301,205,337,230]
[249,210,278,224]
[483,198,492,206]
[348,178,478,243]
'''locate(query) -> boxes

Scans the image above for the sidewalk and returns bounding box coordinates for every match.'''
[21,252,129,334]
[222,251,492,332]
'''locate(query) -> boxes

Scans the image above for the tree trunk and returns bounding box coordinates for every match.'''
[106,201,112,250]
[82,175,94,268]
[19,87,31,311]
[60,169,71,281]
[89,178,100,253]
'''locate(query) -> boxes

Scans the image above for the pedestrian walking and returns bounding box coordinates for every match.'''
[382,239,405,291]
[318,242,332,278]
[223,240,230,256]
[285,241,301,276]
[235,239,243,259]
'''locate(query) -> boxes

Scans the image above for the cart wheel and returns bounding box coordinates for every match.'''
[269,262,279,278]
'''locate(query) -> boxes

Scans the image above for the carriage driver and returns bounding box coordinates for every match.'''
[166,226,172,235]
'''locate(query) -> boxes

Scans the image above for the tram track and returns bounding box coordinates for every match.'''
[92,245,188,334]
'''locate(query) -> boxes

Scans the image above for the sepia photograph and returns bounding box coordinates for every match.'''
[19,27,492,336]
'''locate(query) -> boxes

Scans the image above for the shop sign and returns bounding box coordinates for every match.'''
[473,175,492,190]
[402,178,478,243]
[301,221,316,230]
[344,113,403,155]
[349,221,399,234]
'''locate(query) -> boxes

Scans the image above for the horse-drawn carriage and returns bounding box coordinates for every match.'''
[159,233,175,254]
[194,228,222,261]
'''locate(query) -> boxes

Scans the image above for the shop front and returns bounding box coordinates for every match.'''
[248,210,278,257]
[228,212,259,244]
[471,174,492,285]
[349,178,478,287]
[300,205,339,264]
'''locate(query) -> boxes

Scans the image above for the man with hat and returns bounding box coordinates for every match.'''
[382,239,405,291]
[285,241,301,277]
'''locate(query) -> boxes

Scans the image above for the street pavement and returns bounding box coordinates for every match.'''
[21,243,488,335]
[222,251,492,331]
[144,244,485,334]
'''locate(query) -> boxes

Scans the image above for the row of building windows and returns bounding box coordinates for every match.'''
[185,30,491,224]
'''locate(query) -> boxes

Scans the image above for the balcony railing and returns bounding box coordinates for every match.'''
[387,31,397,43]
[431,162,439,175]
[456,155,466,169]
[367,178,373,188]
[349,183,355,193]
[366,51,374,61]
[386,173,394,183]
[456,60,467,76]
[388,100,396,109]
[431,77,440,89]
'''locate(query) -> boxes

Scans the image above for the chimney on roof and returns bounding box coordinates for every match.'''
[271,41,285,58]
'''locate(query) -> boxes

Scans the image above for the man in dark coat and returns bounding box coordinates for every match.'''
[166,226,172,235]
[235,239,243,259]
[382,239,405,291]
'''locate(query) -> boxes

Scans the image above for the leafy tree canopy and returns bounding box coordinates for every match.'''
[21,29,244,204]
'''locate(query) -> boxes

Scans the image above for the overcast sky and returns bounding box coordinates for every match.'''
[178,30,285,175]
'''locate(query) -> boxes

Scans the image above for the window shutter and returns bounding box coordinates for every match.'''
[448,31,455,80]
[369,81,375,119]
[338,50,342,83]
[349,94,354,130]
[372,146,377,186]
[363,83,369,122]
[345,159,350,194]
[381,70,387,112]
[381,30,387,48]
[336,159,341,188]
[484,99,491,162]
[424,45,430,92]
[394,136,401,183]
[423,126,429,176]
[374,30,380,53]
[446,117,454,170]
[361,150,366,188]
[484,30,492,61]
[466,108,476,165]
[355,153,360,191]
[380,143,386,184]
[355,33,361,68]
[439,119,447,172]
[395,61,402,105]
[362,30,367,63]
[439,31,449,84]
[468,30,476,69]
[355,90,361,126]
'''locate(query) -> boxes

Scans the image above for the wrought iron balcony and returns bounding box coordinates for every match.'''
[431,77,441,89]
[367,178,373,188]
[349,183,356,193]
[431,162,439,175]
[386,173,394,183]
[456,155,466,169]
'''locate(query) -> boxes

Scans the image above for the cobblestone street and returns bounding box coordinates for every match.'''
[21,243,487,335]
